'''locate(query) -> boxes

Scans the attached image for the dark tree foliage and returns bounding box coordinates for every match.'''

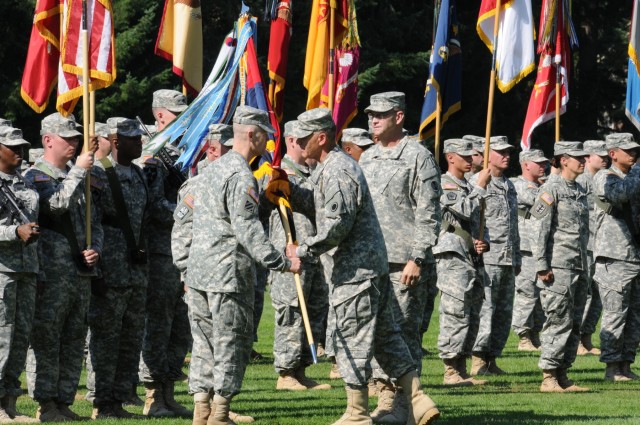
[0,0,635,157]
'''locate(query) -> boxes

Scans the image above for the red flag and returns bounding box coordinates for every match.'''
[521,0,577,149]
[57,0,116,116]
[21,0,62,113]
[267,0,292,122]
[321,46,359,139]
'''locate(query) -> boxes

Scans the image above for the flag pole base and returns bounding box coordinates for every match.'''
[309,343,318,364]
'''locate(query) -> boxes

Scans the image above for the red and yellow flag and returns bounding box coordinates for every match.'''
[155,0,203,95]
[303,0,348,110]
[267,0,293,122]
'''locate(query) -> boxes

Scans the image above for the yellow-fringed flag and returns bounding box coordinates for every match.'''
[303,0,348,110]
[155,0,203,95]
[477,0,535,92]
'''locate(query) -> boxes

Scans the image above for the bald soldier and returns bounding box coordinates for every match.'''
[340,128,374,162]
[510,149,549,351]
[186,107,300,425]
[359,91,441,423]
[269,108,440,425]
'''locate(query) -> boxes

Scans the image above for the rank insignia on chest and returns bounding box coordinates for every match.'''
[34,174,50,182]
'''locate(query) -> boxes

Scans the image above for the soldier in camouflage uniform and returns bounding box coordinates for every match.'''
[186,107,300,425]
[530,141,590,392]
[462,135,484,178]
[138,89,191,418]
[23,113,103,421]
[270,120,330,391]
[269,108,439,425]
[340,128,373,162]
[0,127,40,423]
[592,133,640,381]
[469,136,521,376]
[359,92,442,423]
[575,140,608,356]
[510,149,549,351]
[434,139,491,387]
[88,117,154,419]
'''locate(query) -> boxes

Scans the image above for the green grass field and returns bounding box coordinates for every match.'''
[15,293,640,424]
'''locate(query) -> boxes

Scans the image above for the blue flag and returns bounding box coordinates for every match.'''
[627,0,640,131]
[419,0,462,140]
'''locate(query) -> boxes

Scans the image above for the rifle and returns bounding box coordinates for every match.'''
[0,180,39,232]
[136,116,186,189]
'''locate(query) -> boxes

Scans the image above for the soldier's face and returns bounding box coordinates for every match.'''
[489,149,510,171]
[117,135,143,160]
[525,161,547,178]
[449,153,472,173]
[298,132,321,161]
[206,140,224,161]
[586,154,608,170]
[47,134,80,162]
[471,151,483,171]
[0,143,24,170]
[612,148,638,169]
[369,110,401,139]
[564,155,586,174]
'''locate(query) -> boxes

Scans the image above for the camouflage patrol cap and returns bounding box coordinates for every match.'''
[233,106,276,134]
[0,118,12,128]
[488,135,513,151]
[29,148,44,163]
[554,141,588,157]
[443,138,474,156]
[283,120,299,138]
[206,123,234,147]
[605,133,640,150]
[40,113,83,137]
[462,135,485,153]
[341,128,374,147]
[583,140,608,156]
[292,108,336,138]
[152,89,188,113]
[0,128,30,148]
[519,149,548,163]
[364,91,406,113]
[94,122,109,139]
[106,117,145,138]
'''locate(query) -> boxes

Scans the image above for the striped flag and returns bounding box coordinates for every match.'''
[626,0,640,130]
[477,0,535,92]
[155,0,203,95]
[21,0,64,113]
[267,0,293,122]
[521,0,578,149]
[58,0,116,116]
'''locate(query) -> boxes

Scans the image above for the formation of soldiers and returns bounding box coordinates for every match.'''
[0,88,639,425]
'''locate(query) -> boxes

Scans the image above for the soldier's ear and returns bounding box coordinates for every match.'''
[395,110,405,125]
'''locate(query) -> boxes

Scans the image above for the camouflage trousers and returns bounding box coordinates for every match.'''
[26,272,89,404]
[472,264,515,358]
[0,272,36,398]
[186,288,253,399]
[420,269,439,337]
[330,275,414,388]
[435,253,484,359]
[372,264,433,380]
[538,268,588,370]
[511,253,545,336]
[581,255,601,336]
[139,254,191,383]
[253,265,268,342]
[88,285,146,405]
[594,259,640,364]
[271,263,328,374]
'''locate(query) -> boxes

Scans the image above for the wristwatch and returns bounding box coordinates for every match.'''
[413,257,424,267]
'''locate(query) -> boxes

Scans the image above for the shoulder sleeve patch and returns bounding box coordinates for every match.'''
[540,192,554,205]
[443,182,459,190]
[90,175,104,190]
[247,186,259,204]
[34,173,51,182]
[183,193,195,209]
[143,156,160,166]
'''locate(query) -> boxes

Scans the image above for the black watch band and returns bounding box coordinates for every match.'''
[413,257,424,267]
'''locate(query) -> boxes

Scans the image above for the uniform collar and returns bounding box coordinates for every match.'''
[369,136,409,160]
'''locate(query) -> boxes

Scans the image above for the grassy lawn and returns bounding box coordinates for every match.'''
[15,292,640,424]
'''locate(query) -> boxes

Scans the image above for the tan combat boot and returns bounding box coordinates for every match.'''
[530,331,541,348]
[456,357,487,386]
[2,395,39,423]
[486,357,506,375]
[91,403,116,420]
[143,382,174,417]
[470,355,490,376]
[330,387,371,425]
[540,369,565,393]
[229,411,255,423]
[0,405,13,424]
[368,380,380,398]
[518,332,540,352]
[276,371,307,391]
[556,368,589,392]
[397,371,440,425]
[330,362,343,380]
[36,400,70,422]
[605,362,632,382]
[579,334,601,355]
[163,381,192,417]
[369,381,395,421]
[619,362,640,380]
[193,393,211,425]
[295,367,332,390]
[378,388,409,424]
[207,394,235,425]
[443,359,472,387]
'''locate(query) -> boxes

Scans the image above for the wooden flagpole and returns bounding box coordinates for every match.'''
[81,0,92,246]
[328,0,336,112]
[554,0,561,142]
[479,0,502,237]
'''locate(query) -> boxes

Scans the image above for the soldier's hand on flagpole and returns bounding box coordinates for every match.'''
[286,245,301,274]
[476,168,492,189]
[87,135,100,153]
[76,151,95,170]
[474,239,489,254]
[82,249,100,267]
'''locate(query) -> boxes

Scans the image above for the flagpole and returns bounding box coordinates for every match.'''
[433,0,441,165]
[328,0,336,112]
[554,0,561,142]
[81,0,92,247]
[480,0,502,237]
